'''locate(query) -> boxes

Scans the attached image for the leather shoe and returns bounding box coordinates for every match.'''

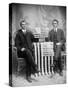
[26,77,32,83]
[59,72,63,76]
[35,70,40,73]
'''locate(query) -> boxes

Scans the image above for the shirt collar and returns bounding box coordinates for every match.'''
[54,28,57,32]
[22,29,26,33]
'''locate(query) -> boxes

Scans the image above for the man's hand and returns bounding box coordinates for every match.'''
[56,42,62,46]
[21,48,25,51]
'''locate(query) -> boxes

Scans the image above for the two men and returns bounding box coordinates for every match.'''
[15,20,39,82]
[48,19,65,76]
[15,18,65,83]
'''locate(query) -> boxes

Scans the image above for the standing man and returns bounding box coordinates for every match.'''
[48,19,65,76]
[15,19,39,82]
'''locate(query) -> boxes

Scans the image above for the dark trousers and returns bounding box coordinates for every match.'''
[54,45,63,73]
[18,49,37,77]
[54,57,62,73]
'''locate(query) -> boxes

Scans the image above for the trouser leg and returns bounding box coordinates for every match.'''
[54,56,62,73]
[53,60,58,73]
[54,45,62,73]
[58,57,62,72]
[24,49,38,74]
[26,63,31,77]
[25,49,37,69]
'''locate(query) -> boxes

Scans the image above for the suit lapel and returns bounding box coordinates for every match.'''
[21,30,29,48]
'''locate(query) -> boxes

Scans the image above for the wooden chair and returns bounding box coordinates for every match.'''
[13,47,26,76]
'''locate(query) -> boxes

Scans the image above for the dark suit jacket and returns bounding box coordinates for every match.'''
[48,29,65,57]
[15,29,38,57]
[48,29,65,43]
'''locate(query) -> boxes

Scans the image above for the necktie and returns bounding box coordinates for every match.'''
[54,29,56,32]
[23,30,26,34]
[54,30,57,52]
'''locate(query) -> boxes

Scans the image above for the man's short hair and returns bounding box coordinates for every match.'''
[52,19,59,24]
[20,19,26,27]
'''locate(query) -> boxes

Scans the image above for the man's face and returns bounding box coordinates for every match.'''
[52,21,58,28]
[21,22,26,29]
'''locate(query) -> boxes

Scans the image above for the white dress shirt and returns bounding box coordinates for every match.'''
[22,29,26,34]
[54,28,57,32]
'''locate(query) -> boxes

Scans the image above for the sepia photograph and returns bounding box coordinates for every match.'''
[9,3,66,87]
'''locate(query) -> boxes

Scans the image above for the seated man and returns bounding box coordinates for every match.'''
[48,19,65,76]
[15,19,39,82]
